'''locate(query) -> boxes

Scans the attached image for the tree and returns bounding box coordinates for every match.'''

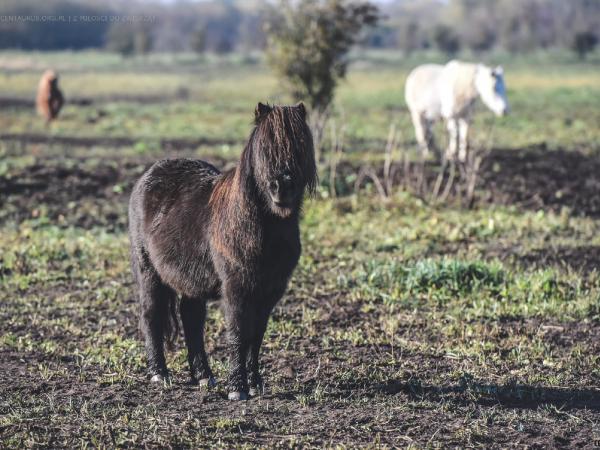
[106,22,153,57]
[133,25,153,55]
[399,21,422,55]
[572,31,598,60]
[0,0,111,50]
[106,23,135,56]
[265,0,379,116]
[433,24,460,56]
[190,28,207,54]
[215,37,234,54]
[265,0,378,160]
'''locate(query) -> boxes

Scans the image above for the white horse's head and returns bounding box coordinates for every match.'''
[475,65,509,117]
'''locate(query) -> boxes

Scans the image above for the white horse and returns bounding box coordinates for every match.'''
[405,60,509,162]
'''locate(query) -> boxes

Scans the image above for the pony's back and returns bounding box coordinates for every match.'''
[129,159,222,299]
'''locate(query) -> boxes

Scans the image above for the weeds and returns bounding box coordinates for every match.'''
[348,258,596,319]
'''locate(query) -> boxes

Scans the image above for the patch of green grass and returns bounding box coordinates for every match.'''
[348,257,596,319]
[2,50,600,448]
[366,258,506,295]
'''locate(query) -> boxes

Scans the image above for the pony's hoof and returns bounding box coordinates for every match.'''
[150,373,170,385]
[249,383,264,397]
[249,387,262,397]
[198,376,217,388]
[228,391,248,401]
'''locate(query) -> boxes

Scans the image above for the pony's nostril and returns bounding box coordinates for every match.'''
[280,173,294,189]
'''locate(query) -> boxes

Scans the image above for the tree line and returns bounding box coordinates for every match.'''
[0,0,598,58]
[378,0,600,59]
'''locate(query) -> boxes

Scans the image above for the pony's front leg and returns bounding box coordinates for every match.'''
[226,330,249,400]
[247,310,271,397]
[223,293,250,400]
[247,342,263,396]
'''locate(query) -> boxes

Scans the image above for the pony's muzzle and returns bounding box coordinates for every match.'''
[269,173,296,207]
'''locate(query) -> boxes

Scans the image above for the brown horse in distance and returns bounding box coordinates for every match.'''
[36,70,64,123]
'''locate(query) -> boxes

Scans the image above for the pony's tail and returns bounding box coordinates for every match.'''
[162,293,180,351]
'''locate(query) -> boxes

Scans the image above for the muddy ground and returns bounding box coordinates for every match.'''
[2,317,599,448]
[1,143,599,448]
[3,144,600,226]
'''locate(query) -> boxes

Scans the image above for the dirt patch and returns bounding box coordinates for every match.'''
[3,144,600,232]
[479,145,600,217]
[0,155,231,228]
[0,133,241,151]
[2,140,600,445]
[349,145,600,217]
[0,92,191,109]
[0,161,142,229]
[517,245,600,273]
[1,294,599,448]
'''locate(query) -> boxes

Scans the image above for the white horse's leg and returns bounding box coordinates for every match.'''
[458,118,469,162]
[424,118,437,158]
[445,118,458,161]
[411,111,430,157]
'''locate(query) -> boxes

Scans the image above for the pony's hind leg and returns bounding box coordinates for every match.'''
[411,111,437,159]
[136,257,175,383]
[180,296,215,387]
[424,119,438,158]
[411,111,429,157]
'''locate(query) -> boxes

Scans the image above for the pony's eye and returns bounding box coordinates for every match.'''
[269,181,278,190]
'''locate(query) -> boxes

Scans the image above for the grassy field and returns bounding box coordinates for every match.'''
[1,50,600,152]
[1,50,600,448]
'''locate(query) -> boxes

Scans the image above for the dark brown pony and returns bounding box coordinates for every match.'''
[128,103,316,400]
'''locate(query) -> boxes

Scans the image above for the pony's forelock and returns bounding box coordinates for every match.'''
[250,104,318,195]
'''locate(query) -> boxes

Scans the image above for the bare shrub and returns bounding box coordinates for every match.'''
[353,119,496,207]
[327,117,347,198]
[265,0,378,160]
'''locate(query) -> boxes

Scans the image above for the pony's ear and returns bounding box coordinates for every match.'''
[296,102,306,119]
[255,102,271,121]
